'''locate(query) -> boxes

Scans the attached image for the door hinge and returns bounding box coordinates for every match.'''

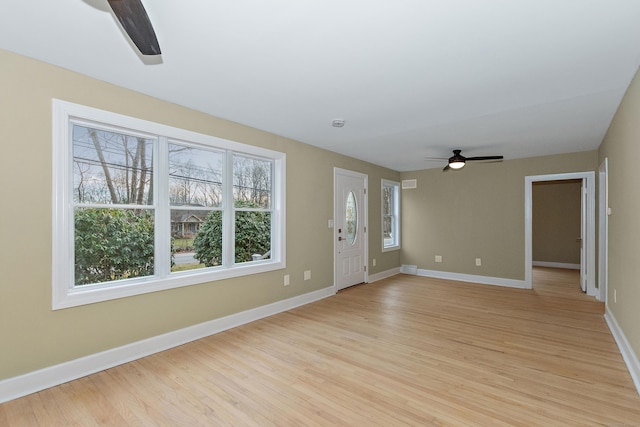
[364,226,367,233]
[364,265,367,272]
[364,188,367,195]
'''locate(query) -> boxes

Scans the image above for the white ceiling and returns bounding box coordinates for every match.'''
[2,1,640,171]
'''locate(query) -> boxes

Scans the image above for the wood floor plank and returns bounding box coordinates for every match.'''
[87,370,156,427]
[0,392,39,426]
[1,267,639,425]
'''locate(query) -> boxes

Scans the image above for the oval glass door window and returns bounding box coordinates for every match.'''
[345,191,358,244]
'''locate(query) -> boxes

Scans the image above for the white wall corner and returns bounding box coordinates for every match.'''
[0,286,336,404]
[604,307,640,396]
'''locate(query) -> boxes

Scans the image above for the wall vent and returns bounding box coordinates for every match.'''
[402,179,417,189]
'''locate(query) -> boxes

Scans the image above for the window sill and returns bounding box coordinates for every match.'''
[52,260,285,310]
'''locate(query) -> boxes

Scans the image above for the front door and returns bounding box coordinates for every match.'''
[334,168,367,291]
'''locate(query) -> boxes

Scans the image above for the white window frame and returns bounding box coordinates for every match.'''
[381,179,401,252]
[52,99,286,309]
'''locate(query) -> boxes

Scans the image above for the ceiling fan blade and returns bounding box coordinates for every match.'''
[442,164,450,172]
[465,155,504,161]
[107,0,161,55]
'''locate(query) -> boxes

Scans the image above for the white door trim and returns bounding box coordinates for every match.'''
[525,172,596,295]
[598,158,609,302]
[334,167,368,291]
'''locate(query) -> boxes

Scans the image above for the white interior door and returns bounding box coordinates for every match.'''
[598,158,609,302]
[334,168,367,291]
[580,179,586,292]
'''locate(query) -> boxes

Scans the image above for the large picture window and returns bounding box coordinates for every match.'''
[382,179,400,251]
[53,100,286,309]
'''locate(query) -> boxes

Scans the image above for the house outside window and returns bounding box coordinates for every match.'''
[382,179,400,251]
[52,100,285,309]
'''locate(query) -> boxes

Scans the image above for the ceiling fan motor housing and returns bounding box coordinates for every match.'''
[449,149,465,163]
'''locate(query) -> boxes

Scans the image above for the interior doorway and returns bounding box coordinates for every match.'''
[531,179,583,288]
[524,172,596,297]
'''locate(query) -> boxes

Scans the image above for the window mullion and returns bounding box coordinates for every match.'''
[156,136,170,277]
[222,151,235,267]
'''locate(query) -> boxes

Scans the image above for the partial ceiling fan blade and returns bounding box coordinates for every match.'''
[465,155,504,161]
[107,0,161,55]
[442,164,450,172]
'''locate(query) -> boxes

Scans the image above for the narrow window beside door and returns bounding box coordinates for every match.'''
[382,179,400,251]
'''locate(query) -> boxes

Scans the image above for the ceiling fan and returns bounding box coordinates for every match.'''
[107,0,161,55]
[427,150,504,171]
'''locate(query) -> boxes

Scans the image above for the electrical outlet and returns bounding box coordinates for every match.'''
[373,258,376,267]
[304,270,311,280]
[435,255,442,263]
[475,258,482,266]
[284,274,290,286]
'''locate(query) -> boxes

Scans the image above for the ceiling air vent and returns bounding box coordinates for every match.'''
[402,179,417,189]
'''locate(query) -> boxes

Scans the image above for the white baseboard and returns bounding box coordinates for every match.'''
[417,268,526,289]
[0,286,335,404]
[368,267,401,283]
[400,264,418,275]
[532,261,581,270]
[604,306,640,396]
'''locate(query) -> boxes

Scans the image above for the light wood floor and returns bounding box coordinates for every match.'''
[2,268,639,426]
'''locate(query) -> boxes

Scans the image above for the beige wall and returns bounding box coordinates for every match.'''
[4,45,634,384]
[598,66,640,358]
[400,151,597,279]
[0,49,400,380]
[532,180,582,264]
